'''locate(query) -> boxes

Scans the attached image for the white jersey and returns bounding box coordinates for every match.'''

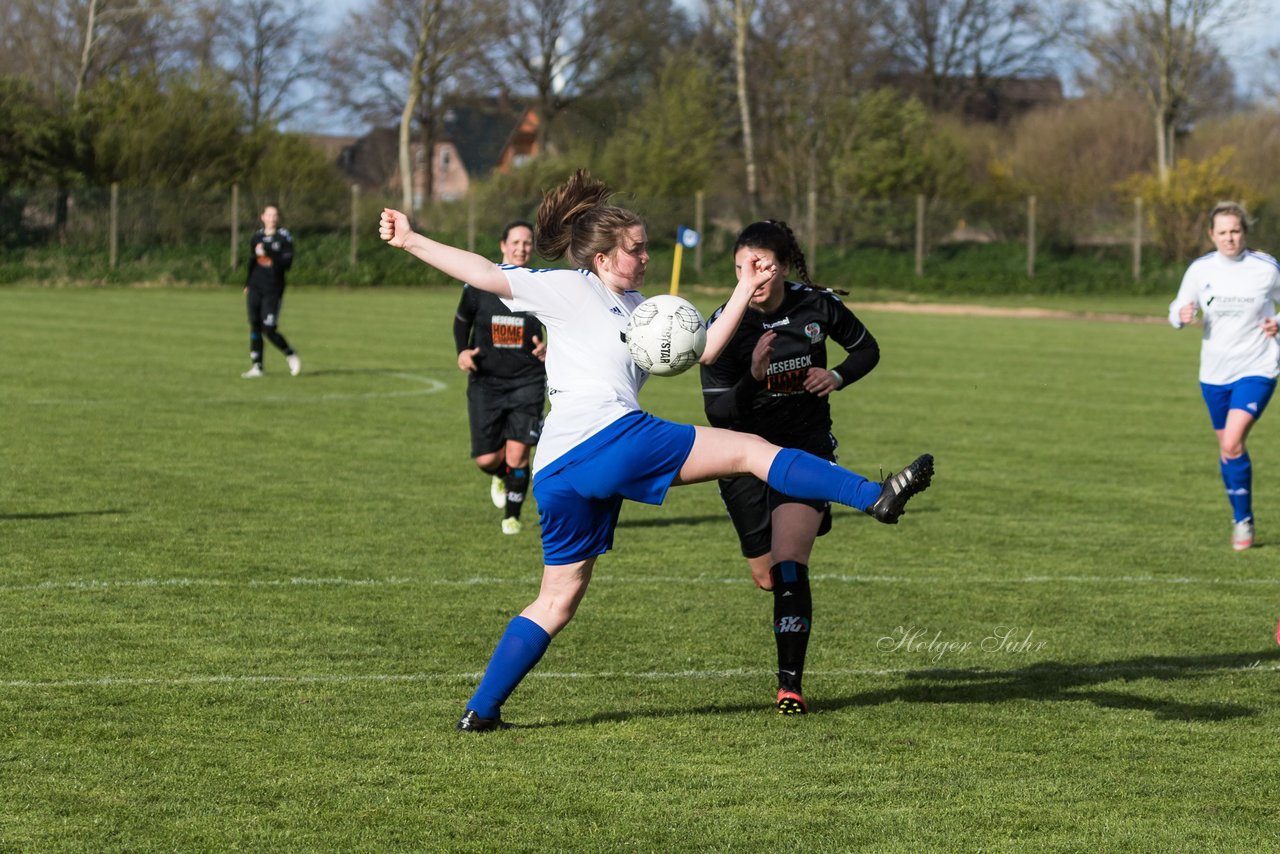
[1169,249,1280,384]
[500,265,648,474]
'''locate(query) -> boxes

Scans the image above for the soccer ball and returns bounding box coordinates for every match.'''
[625,294,707,377]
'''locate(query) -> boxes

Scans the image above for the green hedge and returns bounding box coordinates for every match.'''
[0,233,1185,296]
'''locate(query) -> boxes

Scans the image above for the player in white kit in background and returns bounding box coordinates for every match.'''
[1169,201,1280,553]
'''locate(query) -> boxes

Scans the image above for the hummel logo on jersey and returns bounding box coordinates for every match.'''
[610,306,625,316]
[762,317,790,329]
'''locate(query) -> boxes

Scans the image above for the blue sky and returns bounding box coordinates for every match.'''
[296,0,1280,135]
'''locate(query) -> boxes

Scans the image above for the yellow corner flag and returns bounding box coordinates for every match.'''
[670,226,701,295]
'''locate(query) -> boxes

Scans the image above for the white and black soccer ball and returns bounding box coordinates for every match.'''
[624,294,707,377]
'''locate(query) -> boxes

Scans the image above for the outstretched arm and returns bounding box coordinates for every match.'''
[379,208,512,299]
[699,252,776,365]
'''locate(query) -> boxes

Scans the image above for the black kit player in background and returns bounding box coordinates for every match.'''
[454,221,547,535]
[701,220,882,715]
[242,204,301,378]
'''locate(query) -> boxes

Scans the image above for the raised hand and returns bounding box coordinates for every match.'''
[739,251,777,298]
[379,208,413,249]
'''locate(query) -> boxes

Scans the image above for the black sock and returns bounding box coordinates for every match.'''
[770,560,811,694]
[504,466,529,520]
[264,327,291,353]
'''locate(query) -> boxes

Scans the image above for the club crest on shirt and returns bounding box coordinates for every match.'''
[804,322,823,343]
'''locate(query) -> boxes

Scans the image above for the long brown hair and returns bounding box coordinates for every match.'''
[535,169,643,272]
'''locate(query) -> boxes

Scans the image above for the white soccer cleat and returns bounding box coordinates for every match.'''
[1232,518,1254,551]
[501,517,522,535]
[241,365,264,378]
[491,475,506,508]
[287,353,301,376]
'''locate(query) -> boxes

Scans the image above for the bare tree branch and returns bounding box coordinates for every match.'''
[1083,0,1244,180]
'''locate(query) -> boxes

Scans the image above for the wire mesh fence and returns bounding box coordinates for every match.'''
[2,183,1238,295]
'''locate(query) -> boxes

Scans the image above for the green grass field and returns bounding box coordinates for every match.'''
[2,285,1277,851]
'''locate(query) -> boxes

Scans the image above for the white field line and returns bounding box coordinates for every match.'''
[4,661,1278,691]
[4,573,1280,594]
[27,372,447,406]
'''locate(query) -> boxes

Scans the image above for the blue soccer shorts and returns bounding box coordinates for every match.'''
[533,411,696,565]
[1200,376,1278,430]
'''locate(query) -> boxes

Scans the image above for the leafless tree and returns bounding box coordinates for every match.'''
[1264,44,1280,105]
[733,0,759,208]
[1082,0,1244,182]
[752,0,891,212]
[202,0,325,132]
[325,0,489,210]
[882,0,1082,111]
[695,0,762,209]
[697,0,890,213]
[3,0,186,104]
[481,0,688,155]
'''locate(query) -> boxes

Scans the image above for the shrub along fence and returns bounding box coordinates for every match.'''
[3,184,1239,296]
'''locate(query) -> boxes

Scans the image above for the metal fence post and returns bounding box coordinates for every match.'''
[1133,196,1143,282]
[914,194,925,277]
[350,184,359,268]
[695,190,704,274]
[109,183,119,270]
[467,192,476,254]
[230,184,240,271]
[1027,195,1036,279]
[807,188,817,278]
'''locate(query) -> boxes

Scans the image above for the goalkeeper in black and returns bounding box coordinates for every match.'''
[701,220,890,716]
[242,204,300,378]
[453,221,547,535]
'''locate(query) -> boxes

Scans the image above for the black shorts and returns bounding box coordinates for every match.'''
[717,432,836,559]
[467,379,545,458]
[246,288,284,328]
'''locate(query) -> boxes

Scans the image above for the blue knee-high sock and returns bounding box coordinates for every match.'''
[467,615,551,719]
[767,448,881,511]
[1221,453,1253,522]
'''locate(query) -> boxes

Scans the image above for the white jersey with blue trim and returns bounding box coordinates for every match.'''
[500,265,648,475]
[1169,249,1280,384]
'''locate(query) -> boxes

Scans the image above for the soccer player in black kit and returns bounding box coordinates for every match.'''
[454,221,547,535]
[242,204,301,378]
[701,220,931,715]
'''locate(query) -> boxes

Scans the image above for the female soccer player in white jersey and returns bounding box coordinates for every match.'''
[379,170,933,731]
[1169,202,1280,551]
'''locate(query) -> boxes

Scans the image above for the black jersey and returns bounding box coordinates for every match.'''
[453,284,547,389]
[701,282,878,444]
[246,227,293,292]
